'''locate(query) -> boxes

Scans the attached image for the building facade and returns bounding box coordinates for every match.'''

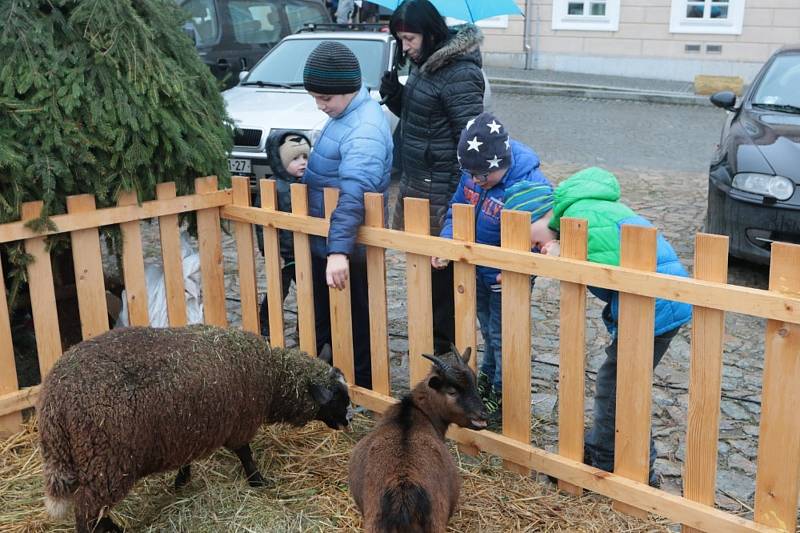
[478,0,800,82]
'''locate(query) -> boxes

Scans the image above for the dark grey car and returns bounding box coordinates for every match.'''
[178,0,331,89]
[706,46,800,265]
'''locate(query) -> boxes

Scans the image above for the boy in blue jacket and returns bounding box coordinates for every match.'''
[302,41,393,389]
[432,112,553,422]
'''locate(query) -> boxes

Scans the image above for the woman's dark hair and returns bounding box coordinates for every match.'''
[389,0,450,67]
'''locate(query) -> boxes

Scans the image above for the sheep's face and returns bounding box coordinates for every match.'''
[424,348,488,431]
[309,367,352,430]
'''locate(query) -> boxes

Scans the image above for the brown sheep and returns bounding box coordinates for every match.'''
[348,347,488,532]
[38,325,350,533]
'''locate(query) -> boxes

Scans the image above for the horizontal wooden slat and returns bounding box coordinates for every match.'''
[0,386,40,418]
[0,190,231,244]
[222,206,800,325]
[347,386,780,533]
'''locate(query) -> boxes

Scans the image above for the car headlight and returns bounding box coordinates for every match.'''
[732,173,795,201]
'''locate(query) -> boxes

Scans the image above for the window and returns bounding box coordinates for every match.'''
[285,1,330,33]
[247,39,388,89]
[552,0,620,31]
[181,0,220,46]
[228,0,283,45]
[670,0,745,34]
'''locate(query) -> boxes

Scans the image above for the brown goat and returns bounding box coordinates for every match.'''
[348,347,488,532]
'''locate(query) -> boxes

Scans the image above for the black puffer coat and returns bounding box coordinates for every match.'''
[385,25,485,235]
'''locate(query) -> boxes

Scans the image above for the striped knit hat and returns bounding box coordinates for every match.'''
[303,41,362,95]
[503,181,554,222]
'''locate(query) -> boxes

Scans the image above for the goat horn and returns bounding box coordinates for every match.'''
[421,353,453,377]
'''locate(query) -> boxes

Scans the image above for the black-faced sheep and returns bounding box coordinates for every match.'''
[348,347,488,533]
[37,325,350,533]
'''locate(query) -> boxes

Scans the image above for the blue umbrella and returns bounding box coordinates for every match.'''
[370,0,522,23]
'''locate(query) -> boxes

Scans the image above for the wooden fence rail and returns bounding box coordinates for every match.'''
[1,179,799,533]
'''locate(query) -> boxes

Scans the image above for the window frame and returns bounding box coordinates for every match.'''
[551,0,620,31]
[669,0,746,35]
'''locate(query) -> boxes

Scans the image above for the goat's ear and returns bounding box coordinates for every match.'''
[428,375,444,390]
[309,382,334,405]
[460,346,472,365]
[319,343,333,365]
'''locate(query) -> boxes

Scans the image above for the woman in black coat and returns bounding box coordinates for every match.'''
[381,0,485,355]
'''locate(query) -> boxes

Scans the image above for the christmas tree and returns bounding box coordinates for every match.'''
[0,0,234,347]
[0,0,232,226]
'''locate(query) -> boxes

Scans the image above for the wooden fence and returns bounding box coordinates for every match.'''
[1,177,799,532]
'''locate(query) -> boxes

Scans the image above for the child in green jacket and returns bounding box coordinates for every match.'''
[504,167,692,487]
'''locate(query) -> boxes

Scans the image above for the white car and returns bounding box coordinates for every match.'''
[222,28,399,180]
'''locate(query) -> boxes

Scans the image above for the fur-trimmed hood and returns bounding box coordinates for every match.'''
[422,24,483,74]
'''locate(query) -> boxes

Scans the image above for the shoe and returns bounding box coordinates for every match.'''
[477,372,492,401]
[483,388,502,430]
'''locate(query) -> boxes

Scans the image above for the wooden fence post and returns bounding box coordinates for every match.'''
[404,198,434,386]
[231,177,259,334]
[156,182,187,327]
[364,193,390,396]
[453,203,480,458]
[195,176,227,327]
[613,224,657,518]
[452,204,477,373]
[754,242,800,531]
[66,194,108,340]
[0,256,22,436]
[117,191,149,327]
[324,188,355,385]
[557,218,588,496]
[683,233,728,533]
[290,184,315,355]
[261,179,285,348]
[501,209,533,475]
[21,202,62,377]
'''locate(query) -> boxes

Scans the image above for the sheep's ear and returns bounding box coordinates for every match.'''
[309,383,334,405]
[460,347,472,365]
[428,375,444,390]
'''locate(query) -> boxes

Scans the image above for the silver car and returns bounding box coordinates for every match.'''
[223,29,399,180]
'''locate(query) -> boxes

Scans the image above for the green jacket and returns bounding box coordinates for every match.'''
[549,167,692,336]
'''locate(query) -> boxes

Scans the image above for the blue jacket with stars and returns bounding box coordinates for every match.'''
[440,139,551,287]
[303,85,393,258]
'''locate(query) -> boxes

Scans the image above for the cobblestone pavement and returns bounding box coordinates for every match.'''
[180,162,772,524]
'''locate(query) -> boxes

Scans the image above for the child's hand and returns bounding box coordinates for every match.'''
[541,240,561,257]
[326,253,349,290]
[431,257,450,270]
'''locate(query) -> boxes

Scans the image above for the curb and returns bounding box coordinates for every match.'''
[489,77,710,106]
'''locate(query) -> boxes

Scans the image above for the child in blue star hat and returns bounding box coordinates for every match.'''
[432,112,553,423]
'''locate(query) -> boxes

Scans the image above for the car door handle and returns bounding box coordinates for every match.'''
[217,59,230,70]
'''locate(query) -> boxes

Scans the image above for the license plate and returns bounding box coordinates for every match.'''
[228,158,251,174]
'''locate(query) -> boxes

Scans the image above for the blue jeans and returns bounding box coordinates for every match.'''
[585,323,680,473]
[477,280,503,394]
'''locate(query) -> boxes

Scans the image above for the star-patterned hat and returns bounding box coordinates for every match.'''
[457,112,512,175]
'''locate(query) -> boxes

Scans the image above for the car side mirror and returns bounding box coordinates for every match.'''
[710,91,737,111]
[238,70,249,83]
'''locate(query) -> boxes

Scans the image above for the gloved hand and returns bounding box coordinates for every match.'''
[379,69,401,100]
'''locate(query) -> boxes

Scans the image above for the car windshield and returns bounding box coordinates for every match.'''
[752,54,800,109]
[245,38,386,89]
